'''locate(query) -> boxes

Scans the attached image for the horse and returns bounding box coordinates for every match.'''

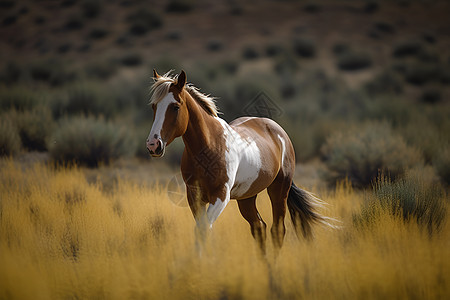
[146,69,335,252]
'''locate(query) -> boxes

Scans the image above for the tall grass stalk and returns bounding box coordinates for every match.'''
[0,162,449,299]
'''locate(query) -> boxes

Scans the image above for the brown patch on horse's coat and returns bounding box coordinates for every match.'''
[230,117,295,200]
[180,89,229,205]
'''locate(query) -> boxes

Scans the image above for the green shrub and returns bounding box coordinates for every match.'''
[440,67,450,84]
[321,122,423,187]
[332,43,350,56]
[399,116,447,163]
[392,40,423,58]
[284,119,346,161]
[64,15,84,30]
[403,62,439,86]
[273,53,299,74]
[337,51,372,71]
[85,59,118,79]
[0,61,22,84]
[420,89,441,104]
[292,38,316,58]
[265,44,283,57]
[120,53,142,66]
[0,87,42,112]
[166,31,182,41]
[374,21,395,34]
[354,173,446,235]
[29,60,77,86]
[433,148,450,186]
[220,60,239,75]
[364,70,403,96]
[82,0,101,18]
[242,46,259,60]
[206,40,223,52]
[88,27,108,39]
[303,3,321,13]
[127,9,162,35]
[52,83,112,118]
[364,1,379,13]
[0,117,21,156]
[12,107,54,151]
[166,0,193,13]
[49,116,135,167]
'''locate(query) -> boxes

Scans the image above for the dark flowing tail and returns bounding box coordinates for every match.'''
[287,182,338,240]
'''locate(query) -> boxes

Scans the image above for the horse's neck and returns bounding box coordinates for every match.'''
[182,93,222,155]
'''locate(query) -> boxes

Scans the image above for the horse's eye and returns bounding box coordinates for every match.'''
[173,105,180,112]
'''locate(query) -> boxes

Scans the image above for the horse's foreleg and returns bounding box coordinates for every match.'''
[186,185,208,249]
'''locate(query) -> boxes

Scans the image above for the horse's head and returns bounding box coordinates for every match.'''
[146,69,189,157]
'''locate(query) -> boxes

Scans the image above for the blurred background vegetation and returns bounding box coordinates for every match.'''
[0,0,449,188]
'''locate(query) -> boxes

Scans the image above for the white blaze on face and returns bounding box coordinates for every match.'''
[148,92,177,141]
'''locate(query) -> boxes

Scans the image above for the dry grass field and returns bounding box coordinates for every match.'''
[1,1,449,298]
[1,159,448,299]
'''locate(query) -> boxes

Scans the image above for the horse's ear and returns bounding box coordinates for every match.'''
[175,70,186,89]
[153,69,160,80]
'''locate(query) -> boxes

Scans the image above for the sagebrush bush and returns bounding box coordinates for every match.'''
[273,53,299,75]
[433,148,450,186]
[0,87,42,111]
[49,116,135,167]
[392,40,423,58]
[29,59,76,86]
[337,51,372,71]
[88,27,108,39]
[85,59,118,79]
[354,173,446,235]
[399,115,447,163]
[120,53,142,66]
[364,70,403,96]
[0,61,23,84]
[12,107,54,151]
[0,117,21,156]
[265,43,283,57]
[420,89,441,104]
[206,40,223,52]
[51,83,112,118]
[321,122,423,187]
[166,0,193,13]
[242,46,259,60]
[127,8,162,35]
[82,0,101,18]
[403,62,439,86]
[292,38,316,58]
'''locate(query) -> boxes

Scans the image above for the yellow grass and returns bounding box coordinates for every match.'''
[0,160,449,299]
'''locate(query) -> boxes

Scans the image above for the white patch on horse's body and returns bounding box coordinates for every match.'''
[148,92,176,139]
[278,134,286,167]
[206,186,231,228]
[216,118,262,199]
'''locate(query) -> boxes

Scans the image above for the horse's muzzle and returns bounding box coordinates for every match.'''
[147,138,165,157]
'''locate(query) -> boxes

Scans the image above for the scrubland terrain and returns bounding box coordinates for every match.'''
[0,160,449,299]
[1,0,450,298]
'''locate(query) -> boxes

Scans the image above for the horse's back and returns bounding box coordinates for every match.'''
[230,117,294,159]
[228,117,295,199]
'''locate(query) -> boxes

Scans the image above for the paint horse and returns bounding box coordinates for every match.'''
[147,70,334,251]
